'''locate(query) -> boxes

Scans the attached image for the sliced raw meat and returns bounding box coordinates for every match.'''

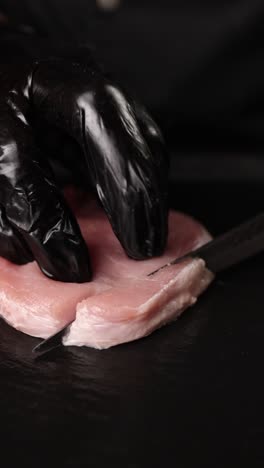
[0,191,214,348]
[63,259,213,349]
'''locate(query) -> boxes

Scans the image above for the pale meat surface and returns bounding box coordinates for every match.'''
[0,191,214,348]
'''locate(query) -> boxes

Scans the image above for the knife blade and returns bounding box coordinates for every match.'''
[32,320,74,356]
[32,211,264,356]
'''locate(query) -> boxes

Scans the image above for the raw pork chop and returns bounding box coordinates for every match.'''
[0,190,214,349]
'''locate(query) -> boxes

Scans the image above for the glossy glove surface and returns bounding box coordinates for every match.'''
[0,35,169,283]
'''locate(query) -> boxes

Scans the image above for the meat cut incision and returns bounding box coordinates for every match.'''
[0,191,214,349]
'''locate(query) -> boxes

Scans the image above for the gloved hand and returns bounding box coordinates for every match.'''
[0,27,169,283]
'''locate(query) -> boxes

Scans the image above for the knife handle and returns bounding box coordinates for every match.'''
[192,212,264,273]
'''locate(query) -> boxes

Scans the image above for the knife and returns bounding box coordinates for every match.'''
[32,211,264,356]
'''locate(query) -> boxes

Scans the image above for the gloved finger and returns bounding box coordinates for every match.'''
[132,99,169,171]
[0,97,92,283]
[0,204,33,264]
[31,60,169,259]
[32,116,89,188]
[132,99,170,251]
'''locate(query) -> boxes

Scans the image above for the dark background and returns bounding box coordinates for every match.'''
[0,1,264,467]
[1,0,264,152]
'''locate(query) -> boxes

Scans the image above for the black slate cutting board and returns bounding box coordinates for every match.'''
[1,171,264,468]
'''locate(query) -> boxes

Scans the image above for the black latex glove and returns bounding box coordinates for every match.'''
[0,28,169,283]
